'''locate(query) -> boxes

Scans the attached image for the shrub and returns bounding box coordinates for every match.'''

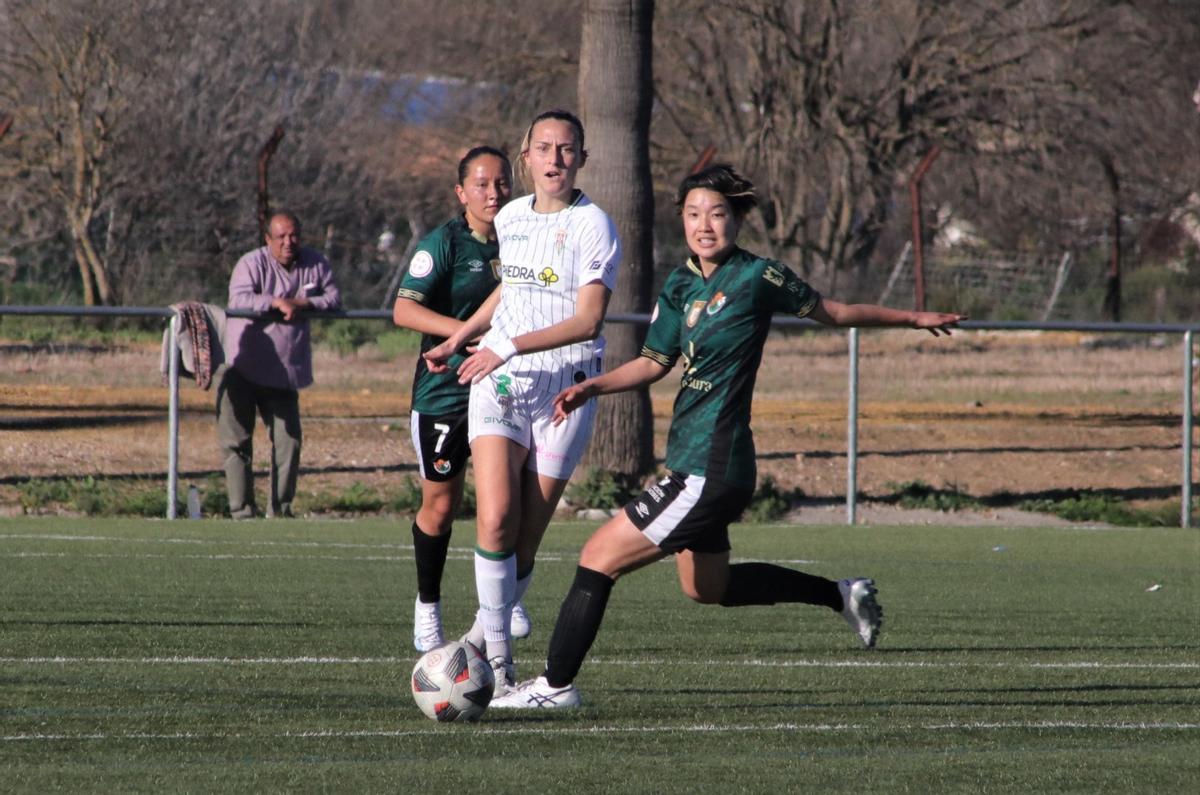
[314,319,380,356]
[375,329,421,360]
[745,476,805,522]
[888,480,981,512]
[308,481,385,513]
[1017,492,1175,527]
[200,475,230,517]
[70,477,111,516]
[565,468,641,510]
[119,488,176,518]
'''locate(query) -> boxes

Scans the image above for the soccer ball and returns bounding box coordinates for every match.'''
[411,641,494,722]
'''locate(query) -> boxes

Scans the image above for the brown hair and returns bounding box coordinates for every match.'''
[517,109,587,187]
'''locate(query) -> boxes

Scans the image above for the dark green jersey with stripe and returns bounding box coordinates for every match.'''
[397,216,500,414]
[641,248,820,489]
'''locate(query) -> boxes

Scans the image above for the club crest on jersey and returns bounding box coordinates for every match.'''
[494,374,514,416]
[490,259,502,279]
[433,459,452,475]
[554,229,568,255]
[763,265,785,286]
[686,300,707,328]
[706,292,727,315]
[538,267,559,286]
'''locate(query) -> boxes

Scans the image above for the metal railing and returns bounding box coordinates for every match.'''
[2,305,1197,525]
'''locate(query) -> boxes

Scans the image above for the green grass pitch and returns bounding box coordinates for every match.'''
[2,517,1197,792]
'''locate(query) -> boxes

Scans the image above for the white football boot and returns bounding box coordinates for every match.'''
[838,578,882,649]
[412,597,444,653]
[510,599,532,639]
[490,675,582,709]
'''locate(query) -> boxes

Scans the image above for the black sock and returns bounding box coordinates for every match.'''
[411,522,451,604]
[719,562,841,610]
[544,566,615,688]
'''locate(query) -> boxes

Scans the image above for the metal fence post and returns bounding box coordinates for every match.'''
[1183,330,1193,528]
[847,328,859,525]
[167,312,180,519]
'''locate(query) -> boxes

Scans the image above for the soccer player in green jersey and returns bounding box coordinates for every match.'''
[492,164,964,709]
[392,146,517,652]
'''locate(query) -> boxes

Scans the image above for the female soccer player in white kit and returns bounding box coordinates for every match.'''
[424,109,621,693]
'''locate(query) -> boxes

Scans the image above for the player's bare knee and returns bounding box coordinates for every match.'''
[680,582,722,604]
[578,544,623,580]
[417,506,455,536]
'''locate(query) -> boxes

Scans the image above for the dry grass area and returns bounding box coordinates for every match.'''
[0,329,1193,519]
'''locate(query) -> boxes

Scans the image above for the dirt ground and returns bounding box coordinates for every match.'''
[0,329,1194,524]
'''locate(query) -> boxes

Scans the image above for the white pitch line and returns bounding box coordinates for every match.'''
[1,656,1194,670]
[0,552,471,563]
[3,720,1197,743]
[0,533,429,551]
[0,534,809,566]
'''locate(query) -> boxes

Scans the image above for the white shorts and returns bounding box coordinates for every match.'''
[467,365,599,481]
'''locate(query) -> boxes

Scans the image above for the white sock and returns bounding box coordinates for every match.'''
[474,550,516,664]
[514,570,533,605]
[464,611,485,650]
[466,565,532,650]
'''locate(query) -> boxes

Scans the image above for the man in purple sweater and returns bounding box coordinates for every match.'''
[217,211,342,518]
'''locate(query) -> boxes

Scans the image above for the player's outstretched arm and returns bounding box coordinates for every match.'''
[455,282,613,385]
[552,356,670,425]
[809,298,966,337]
[423,285,502,372]
[393,296,464,339]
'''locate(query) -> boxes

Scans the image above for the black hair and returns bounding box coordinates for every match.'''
[674,164,758,218]
[457,145,512,184]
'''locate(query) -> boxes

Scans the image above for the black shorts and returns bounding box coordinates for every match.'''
[410,410,471,483]
[624,472,753,554]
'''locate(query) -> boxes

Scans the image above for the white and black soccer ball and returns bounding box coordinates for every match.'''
[411,641,494,722]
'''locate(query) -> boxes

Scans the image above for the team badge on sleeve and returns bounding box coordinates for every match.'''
[409,250,434,278]
[763,265,785,286]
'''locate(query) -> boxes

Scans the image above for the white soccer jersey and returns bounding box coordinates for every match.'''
[484,191,621,392]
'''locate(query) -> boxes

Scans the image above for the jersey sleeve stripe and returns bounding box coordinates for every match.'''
[640,346,676,367]
[794,291,820,318]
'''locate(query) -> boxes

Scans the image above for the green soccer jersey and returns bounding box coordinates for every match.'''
[397,216,500,415]
[641,248,820,489]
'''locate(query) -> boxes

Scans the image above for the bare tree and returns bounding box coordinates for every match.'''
[653,0,1107,293]
[576,0,656,481]
[0,1,137,305]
